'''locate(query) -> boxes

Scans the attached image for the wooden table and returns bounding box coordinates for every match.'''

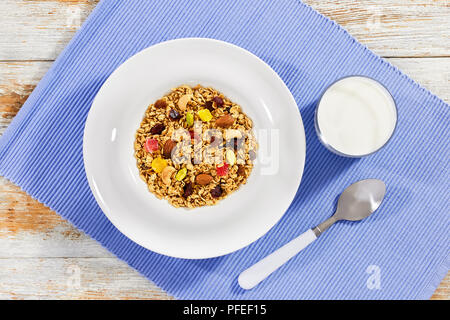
[0,0,448,300]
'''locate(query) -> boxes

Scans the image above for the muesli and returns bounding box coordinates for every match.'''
[134,84,257,208]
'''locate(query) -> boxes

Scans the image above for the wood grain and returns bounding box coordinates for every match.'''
[0,0,449,60]
[305,0,450,57]
[0,258,173,300]
[0,0,448,300]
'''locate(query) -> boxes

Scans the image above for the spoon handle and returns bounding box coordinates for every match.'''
[238,229,317,290]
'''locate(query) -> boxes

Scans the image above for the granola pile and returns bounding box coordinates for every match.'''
[134,84,257,208]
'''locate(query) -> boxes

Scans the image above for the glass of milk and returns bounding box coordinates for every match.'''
[315,76,397,157]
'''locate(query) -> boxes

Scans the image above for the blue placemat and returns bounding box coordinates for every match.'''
[0,0,448,299]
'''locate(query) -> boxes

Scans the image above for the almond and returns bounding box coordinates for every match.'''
[161,166,176,185]
[216,114,234,128]
[163,139,177,159]
[178,94,193,111]
[195,173,213,185]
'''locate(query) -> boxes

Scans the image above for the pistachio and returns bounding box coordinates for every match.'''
[186,112,194,127]
[176,167,187,181]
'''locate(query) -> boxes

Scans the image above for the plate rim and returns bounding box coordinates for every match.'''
[83,37,306,259]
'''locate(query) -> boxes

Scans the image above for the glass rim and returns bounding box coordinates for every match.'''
[314,75,398,158]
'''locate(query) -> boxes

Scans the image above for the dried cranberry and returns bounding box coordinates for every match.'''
[188,130,200,141]
[216,163,229,177]
[150,123,165,135]
[169,108,181,120]
[183,182,193,198]
[210,185,222,198]
[249,150,257,161]
[210,136,216,143]
[145,138,158,153]
[155,99,167,109]
[213,96,224,108]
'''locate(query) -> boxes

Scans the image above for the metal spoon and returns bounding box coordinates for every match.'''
[238,179,386,290]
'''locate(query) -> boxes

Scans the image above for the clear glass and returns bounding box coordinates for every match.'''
[314,75,398,158]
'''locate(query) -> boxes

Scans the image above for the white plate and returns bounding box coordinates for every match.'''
[83,38,305,259]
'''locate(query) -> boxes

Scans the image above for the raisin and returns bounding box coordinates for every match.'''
[237,165,246,176]
[210,136,216,143]
[169,108,181,120]
[211,185,223,198]
[150,123,165,135]
[155,99,167,109]
[205,100,214,112]
[213,96,224,108]
[183,182,193,198]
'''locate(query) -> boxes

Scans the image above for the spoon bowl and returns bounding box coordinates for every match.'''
[335,179,386,221]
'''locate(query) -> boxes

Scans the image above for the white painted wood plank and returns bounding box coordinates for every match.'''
[306,0,450,57]
[0,0,449,60]
[0,258,445,300]
[387,58,450,103]
[0,61,52,132]
[0,0,96,61]
[0,258,173,300]
[0,176,112,258]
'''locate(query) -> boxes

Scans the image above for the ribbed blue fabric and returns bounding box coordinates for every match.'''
[0,0,448,299]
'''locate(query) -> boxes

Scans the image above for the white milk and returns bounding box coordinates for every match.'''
[316,76,397,156]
